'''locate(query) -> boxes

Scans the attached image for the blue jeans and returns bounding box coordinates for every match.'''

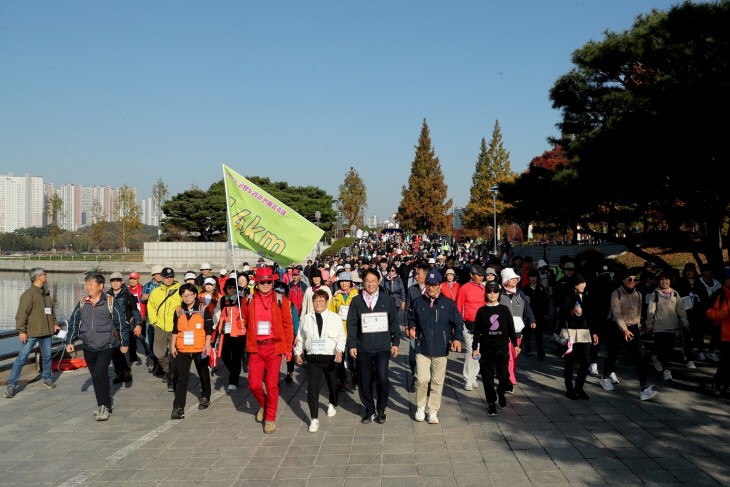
[8,335,53,386]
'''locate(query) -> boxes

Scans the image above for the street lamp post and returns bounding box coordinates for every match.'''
[489,184,499,255]
[315,211,321,256]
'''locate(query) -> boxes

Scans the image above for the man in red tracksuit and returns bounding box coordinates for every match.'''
[245,267,294,434]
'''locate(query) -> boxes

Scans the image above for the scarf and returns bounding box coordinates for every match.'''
[429,291,441,308]
[471,280,485,290]
[363,290,379,309]
[503,285,517,295]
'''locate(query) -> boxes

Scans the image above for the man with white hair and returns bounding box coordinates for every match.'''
[499,268,537,392]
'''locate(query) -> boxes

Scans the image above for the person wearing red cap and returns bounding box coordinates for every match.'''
[245,267,294,434]
[127,272,146,356]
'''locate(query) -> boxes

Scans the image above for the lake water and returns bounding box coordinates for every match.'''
[1,271,89,357]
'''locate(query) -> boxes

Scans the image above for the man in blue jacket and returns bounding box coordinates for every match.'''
[408,270,464,424]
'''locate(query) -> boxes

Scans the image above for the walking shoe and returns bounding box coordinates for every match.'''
[285,373,294,384]
[498,395,507,409]
[4,385,16,398]
[375,410,387,424]
[256,407,265,422]
[130,353,140,365]
[123,370,133,382]
[464,382,473,391]
[198,398,210,410]
[427,413,439,424]
[43,379,56,389]
[711,384,723,396]
[93,405,113,416]
[504,384,514,394]
[640,386,658,401]
[662,369,673,381]
[652,355,662,372]
[472,382,479,389]
[608,372,620,384]
[415,407,426,422]
[263,421,276,434]
[566,390,579,400]
[599,377,615,391]
[170,407,184,420]
[96,406,110,421]
[167,382,174,393]
[327,403,337,417]
[147,361,155,373]
[685,361,696,369]
[161,372,169,382]
[227,384,237,392]
[308,418,319,433]
[588,363,599,376]
[351,371,358,385]
[698,352,707,361]
[576,389,590,400]
[361,413,376,424]
[487,403,498,417]
[339,380,348,392]
[112,372,125,384]
[707,351,720,362]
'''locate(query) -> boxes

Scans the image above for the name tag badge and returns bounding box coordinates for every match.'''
[361,312,389,334]
[257,321,271,335]
[56,329,67,340]
[681,296,693,310]
[224,322,232,334]
[311,339,326,352]
[338,305,350,320]
[45,307,52,315]
[183,331,195,346]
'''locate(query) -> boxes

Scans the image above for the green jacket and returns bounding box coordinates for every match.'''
[15,285,57,337]
[147,280,182,332]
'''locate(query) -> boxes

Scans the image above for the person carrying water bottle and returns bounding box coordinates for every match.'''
[473,280,519,417]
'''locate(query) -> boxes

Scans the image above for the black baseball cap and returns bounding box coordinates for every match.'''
[161,267,175,278]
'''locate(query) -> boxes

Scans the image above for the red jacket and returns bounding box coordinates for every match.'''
[706,285,730,342]
[455,281,486,322]
[440,282,460,301]
[245,292,294,355]
[128,283,145,318]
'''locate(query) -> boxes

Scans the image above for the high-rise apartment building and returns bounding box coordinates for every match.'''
[0,172,45,233]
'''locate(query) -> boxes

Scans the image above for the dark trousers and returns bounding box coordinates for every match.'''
[654,332,677,369]
[603,324,647,386]
[286,356,295,374]
[306,355,339,418]
[713,341,730,388]
[356,349,390,415]
[522,319,545,356]
[687,315,707,355]
[221,334,245,386]
[590,319,612,363]
[479,345,510,404]
[174,352,211,410]
[111,347,130,374]
[564,343,590,392]
[85,347,115,408]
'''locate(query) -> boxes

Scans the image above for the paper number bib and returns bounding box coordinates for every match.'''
[257,321,271,335]
[183,331,195,346]
[311,339,326,352]
[338,305,350,320]
[224,322,232,334]
[361,312,388,334]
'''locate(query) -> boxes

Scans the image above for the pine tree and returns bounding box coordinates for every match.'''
[396,119,453,233]
[463,120,516,232]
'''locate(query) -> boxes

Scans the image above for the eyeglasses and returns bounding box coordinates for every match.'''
[225,285,236,289]
[388,269,397,273]
[181,293,196,298]
[258,280,273,285]
[486,290,500,294]
[625,278,637,282]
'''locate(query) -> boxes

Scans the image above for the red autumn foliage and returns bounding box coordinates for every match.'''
[529,146,569,171]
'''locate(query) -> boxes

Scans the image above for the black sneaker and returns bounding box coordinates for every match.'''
[375,410,387,424]
[167,382,175,393]
[566,390,579,400]
[198,398,210,410]
[498,395,507,409]
[171,407,185,420]
[112,372,124,384]
[505,385,514,394]
[4,385,16,398]
[285,373,294,384]
[123,370,133,382]
[487,403,498,417]
[161,372,169,382]
[361,413,376,424]
[576,389,590,400]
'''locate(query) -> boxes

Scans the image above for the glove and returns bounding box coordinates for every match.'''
[284,351,292,362]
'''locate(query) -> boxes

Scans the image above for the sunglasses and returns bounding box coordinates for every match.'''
[625,278,637,282]
[258,280,273,285]
[486,290,500,294]
[225,285,236,288]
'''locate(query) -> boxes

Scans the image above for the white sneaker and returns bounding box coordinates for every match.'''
[640,386,658,401]
[698,352,707,361]
[415,407,425,422]
[707,352,720,362]
[327,403,336,417]
[588,363,599,376]
[685,361,696,369]
[600,378,615,391]
[464,383,473,391]
[472,382,479,389]
[227,384,237,392]
[662,370,673,381]
[651,355,662,372]
[308,418,319,432]
[427,413,439,424]
[609,372,620,384]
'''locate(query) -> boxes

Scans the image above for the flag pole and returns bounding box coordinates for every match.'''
[222,165,245,324]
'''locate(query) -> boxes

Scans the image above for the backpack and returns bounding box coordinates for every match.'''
[80,295,114,315]
[246,292,283,308]
[288,286,304,314]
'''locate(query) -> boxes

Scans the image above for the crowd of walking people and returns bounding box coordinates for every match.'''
[6,231,730,435]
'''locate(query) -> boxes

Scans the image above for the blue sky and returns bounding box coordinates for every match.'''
[1,0,678,222]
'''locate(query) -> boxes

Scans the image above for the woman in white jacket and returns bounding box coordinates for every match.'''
[295,289,346,432]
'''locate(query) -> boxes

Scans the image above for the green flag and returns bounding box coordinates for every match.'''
[223,165,324,267]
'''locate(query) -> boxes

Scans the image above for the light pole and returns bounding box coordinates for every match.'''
[489,184,499,254]
[315,211,321,256]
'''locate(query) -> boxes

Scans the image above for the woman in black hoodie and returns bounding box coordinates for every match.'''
[559,274,598,400]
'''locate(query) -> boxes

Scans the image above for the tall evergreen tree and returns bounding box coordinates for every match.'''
[338,167,367,227]
[463,120,516,232]
[396,119,452,233]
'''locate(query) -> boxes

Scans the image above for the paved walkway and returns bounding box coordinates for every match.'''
[1,333,729,487]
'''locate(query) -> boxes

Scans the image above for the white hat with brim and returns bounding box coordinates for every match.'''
[537,260,548,268]
[501,268,521,283]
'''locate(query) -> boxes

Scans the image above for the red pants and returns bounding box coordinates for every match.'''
[508,337,522,385]
[248,342,282,422]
